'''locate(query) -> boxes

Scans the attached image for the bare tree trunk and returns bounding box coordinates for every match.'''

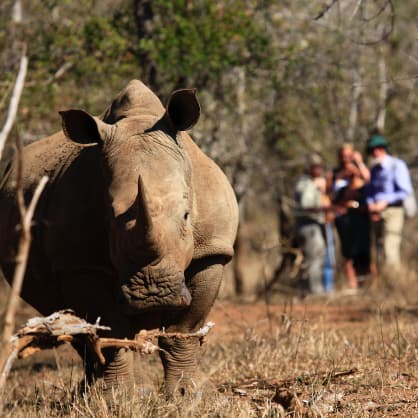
[12,0,22,24]
[347,69,362,141]
[233,222,245,295]
[133,0,158,90]
[376,52,388,133]
[231,67,249,295]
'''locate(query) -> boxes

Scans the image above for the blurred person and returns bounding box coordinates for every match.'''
[327,143,374,289]
[365,134,414,269]
[294,153,330,294]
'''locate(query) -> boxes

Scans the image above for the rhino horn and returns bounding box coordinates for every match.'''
[136,176,164,258]
[136,175,153,234]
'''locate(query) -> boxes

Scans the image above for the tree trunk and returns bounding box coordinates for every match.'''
[347,69,362,141]
[233,224,245,295]
[376,52,388,133]
[133,0,158,90]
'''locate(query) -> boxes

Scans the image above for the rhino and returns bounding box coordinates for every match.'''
[0,80,239,394]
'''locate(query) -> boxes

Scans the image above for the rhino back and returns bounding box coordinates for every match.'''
[181,133,239,261]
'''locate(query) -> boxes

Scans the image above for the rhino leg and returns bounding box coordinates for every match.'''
[158,336,200,396]
[59,272,134,394]
[159,256,226,395]
[102,348,134,393]
[71,340,106,395]
[71,345,135,402]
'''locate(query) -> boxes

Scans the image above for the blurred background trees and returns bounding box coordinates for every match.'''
[1,0,417,295]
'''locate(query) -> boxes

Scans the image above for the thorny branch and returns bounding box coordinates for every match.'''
[0,310,214,392]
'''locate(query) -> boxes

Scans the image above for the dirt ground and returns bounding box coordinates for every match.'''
[1,279,417,416]
[205,294,418,417]
[208,298,375,342]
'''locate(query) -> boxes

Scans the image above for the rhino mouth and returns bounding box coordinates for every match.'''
[119,270,192,314]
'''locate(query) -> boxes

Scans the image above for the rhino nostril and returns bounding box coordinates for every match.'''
[147,282,159,295]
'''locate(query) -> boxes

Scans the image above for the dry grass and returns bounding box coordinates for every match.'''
[1,279,417,417]
[1,203,417,417]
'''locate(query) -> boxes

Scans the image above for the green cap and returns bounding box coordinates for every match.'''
[367,134,389,150]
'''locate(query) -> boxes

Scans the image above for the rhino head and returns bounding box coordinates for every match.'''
[59,82,200,314]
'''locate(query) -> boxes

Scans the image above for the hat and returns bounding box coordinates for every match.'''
[306,152,323,167]
[366,134,389,150]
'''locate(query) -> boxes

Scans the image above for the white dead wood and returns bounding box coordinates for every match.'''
[12,0,22,24]
[45,61,74,85]
[376,53,388,133]
[0,310,214,392]
[347,69,362,141]
[0,52,27,160]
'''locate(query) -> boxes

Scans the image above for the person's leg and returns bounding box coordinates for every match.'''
[335,214,356,288]
[369,261,377,286]
[344,258,357,289]
[300,223,326,294]
[381,207,404,268]
[295,225,309,294]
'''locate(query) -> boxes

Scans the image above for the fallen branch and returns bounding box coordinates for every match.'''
[218,368,358,413]
[219,368,359,396]
[0,310,214,392]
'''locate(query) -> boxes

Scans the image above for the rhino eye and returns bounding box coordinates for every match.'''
[184,211,190,221]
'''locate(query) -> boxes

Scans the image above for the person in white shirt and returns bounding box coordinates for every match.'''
[294,153,329,294]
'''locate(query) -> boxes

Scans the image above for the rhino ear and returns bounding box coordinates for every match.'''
[59,109,111,145]
[165,89,200,131]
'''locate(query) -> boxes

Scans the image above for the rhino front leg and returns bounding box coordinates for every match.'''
[159,256,226,395]
[71,339,134,399]
[158,337,200,396]
[59,272,134,395]
[102,348,134,392]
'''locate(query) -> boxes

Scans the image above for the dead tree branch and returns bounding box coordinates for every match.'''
[1,176,48,344]
[0,48,34,398]
[0,176,48,390]
[0,51,27,159]
[0,310,214,393]
[314,0,339,21]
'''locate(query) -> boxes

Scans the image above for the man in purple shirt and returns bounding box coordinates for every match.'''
[366,134,413,268]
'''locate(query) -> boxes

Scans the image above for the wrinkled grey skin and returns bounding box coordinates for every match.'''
[0,80,239,395]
